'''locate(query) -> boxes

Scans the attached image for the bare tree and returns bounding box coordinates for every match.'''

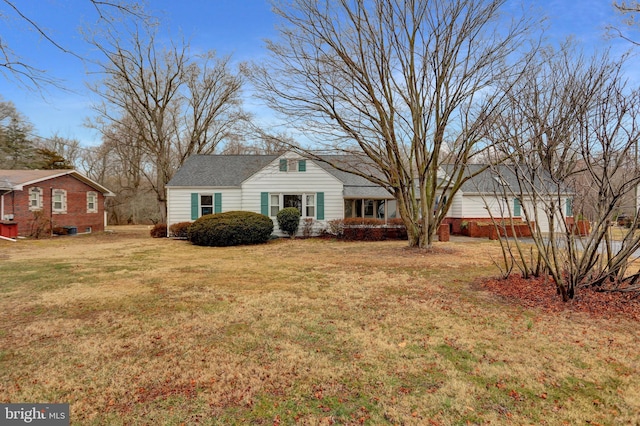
[0,0,147,90]
[611,1,640,46]
[488,44,640,301]
[251,0,540,248]
[89,23,246,222]
[34,134,82,168]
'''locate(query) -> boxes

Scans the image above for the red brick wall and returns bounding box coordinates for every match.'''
[2,174,107,236]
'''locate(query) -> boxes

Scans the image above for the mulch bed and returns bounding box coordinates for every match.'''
[480,275,640,321]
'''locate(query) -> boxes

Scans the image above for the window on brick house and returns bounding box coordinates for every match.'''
[52,189,67,214]
[87,191,98,213]
[29,187,43,211]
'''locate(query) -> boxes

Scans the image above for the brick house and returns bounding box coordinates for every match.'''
[0,170,114,238]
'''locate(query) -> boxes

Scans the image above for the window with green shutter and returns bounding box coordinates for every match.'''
[279,159,287,172]
[316,192,324,220]
[514,198,521,217]
[261,192,269,216]
[191,193,199,220]
[298,159,306,172]
[214,193,222,213]
[566,198,573,217]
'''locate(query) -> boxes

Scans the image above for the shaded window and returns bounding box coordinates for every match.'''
[270,193,316,217]
[201,195,213,216]
[306,194,315,217]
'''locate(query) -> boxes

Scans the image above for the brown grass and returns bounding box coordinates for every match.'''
[0,227,638,425]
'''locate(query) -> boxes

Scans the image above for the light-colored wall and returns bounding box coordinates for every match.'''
[456,193,573,234]
[448,192,463,217]
[459,194,506,219]
[166,154,345,236]
[166,187,242,226]
[243,154,344,235]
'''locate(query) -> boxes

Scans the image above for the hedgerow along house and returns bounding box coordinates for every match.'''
[166,152,574,237]
[0,169,114,238]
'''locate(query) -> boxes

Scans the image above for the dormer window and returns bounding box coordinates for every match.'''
[279,159,306,172]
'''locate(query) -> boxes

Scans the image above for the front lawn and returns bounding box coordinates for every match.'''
[0,228,638,424]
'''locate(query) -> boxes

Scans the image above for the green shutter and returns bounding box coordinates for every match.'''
[261,192,269,216]
[513,198,521,217]
[214,193,222,213]
[279,159,287,172]
[316,192,324,220]
[566,198,573,217]
[191,193,198,220]
[298,159,306,172]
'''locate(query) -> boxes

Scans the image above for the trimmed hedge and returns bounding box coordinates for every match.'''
[187,211,274,247]
[277,207,301,237]
[326,218,407,241]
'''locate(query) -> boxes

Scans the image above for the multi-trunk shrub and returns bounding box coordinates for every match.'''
[187,211,274,247]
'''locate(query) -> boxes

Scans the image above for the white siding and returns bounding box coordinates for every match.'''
[519,197,575,234]
[166,187,242,227]
[243,154,344,235]
[448,192,464,217]
[456,194,574,233]
[460,194,506,219]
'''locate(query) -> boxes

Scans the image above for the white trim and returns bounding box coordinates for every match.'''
[87,191,98,213]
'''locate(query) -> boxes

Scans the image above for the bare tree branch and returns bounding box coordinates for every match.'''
[251,0,542,248]
[0,0,148,90]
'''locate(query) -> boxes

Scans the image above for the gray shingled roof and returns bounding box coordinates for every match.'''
[313,155,393,198]
[167,154,393,198]
[167,155,569,197]
[455,164,572,194]
[167,155,278,187]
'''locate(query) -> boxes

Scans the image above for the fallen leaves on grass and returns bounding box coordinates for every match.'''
[480,275,640,321]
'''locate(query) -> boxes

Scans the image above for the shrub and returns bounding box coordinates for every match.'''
[52,227,68,236]
[29,210,50,239]
[150,223,167,238]
[343,217,385,226]
[387,218,405,226]
[340,217,407,241]
[327,219,345,236]
[169,221,192,238]
[188,211,273,247]
[301,218,315,238]
[276,207,301,237]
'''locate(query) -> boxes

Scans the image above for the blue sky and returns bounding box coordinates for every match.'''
[0,0,637,147]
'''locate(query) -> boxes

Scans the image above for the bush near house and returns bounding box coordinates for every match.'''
[277,207,301,238]
[327,218,407,241]
[169,221,192,239]
[187,211,274,247]
[150,223,168,238]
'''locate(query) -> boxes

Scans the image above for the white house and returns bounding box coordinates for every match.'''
[165,153,574,236]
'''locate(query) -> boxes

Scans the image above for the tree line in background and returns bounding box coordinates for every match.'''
[1,1,640,299]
